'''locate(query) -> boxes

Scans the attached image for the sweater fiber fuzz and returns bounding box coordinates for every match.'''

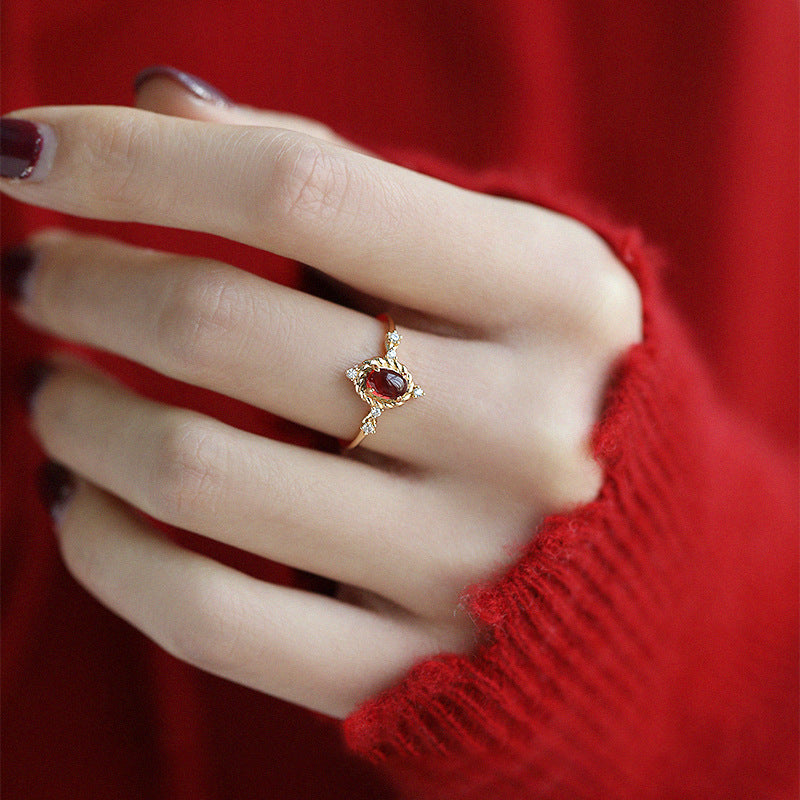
[1,1,797,798]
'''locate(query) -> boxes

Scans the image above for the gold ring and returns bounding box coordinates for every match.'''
[344,314,423,449]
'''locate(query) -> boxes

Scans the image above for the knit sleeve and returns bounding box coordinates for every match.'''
[341,161,799,800]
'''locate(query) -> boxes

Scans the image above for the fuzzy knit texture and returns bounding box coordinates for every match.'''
[2,1,798,799]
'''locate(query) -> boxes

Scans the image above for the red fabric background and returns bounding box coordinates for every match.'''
[2,1,797,798]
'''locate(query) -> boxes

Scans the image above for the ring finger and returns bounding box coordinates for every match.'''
[15,229,492,463]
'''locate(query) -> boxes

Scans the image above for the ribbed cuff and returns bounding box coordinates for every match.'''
[342,158,797,799]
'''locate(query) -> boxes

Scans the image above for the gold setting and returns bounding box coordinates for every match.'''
[344,316,423,449]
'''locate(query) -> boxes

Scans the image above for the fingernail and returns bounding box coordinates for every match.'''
[1,118,56,181]
[21,360,53,411]
[134,65,231,106]
[1,244,37,302]
[37,461,76,524]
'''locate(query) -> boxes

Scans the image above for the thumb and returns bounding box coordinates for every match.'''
[133,65,351,147]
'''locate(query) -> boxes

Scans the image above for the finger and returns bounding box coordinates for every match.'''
[31,360,509,617]
[133,66,360,150]
[0,105,556,327]
[17,230,479,463]
[50,475,471,718]
[130,74,397,322]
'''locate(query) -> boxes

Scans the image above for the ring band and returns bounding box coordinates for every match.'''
[344,314,423,449]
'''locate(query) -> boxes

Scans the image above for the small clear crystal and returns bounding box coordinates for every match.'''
[387,330,400,344]
[361,421,376,434]
[386,348,397,359]
[413,387,424,397]
[346,368,358,380]
[369,407,382,418]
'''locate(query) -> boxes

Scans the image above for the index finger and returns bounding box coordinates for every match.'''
[0,107,549,328]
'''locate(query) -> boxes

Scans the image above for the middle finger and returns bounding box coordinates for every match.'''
[0,105,543,327]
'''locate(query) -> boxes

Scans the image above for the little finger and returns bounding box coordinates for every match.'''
[46,473,468,718]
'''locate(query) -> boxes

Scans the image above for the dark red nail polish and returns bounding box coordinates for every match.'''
[1,244,36,301]
[37,461,76,522]
[134,65,231,105]
[1,119,44,179]
[21,360,53,410]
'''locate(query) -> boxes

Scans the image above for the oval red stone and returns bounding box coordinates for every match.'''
[366,368,407,400]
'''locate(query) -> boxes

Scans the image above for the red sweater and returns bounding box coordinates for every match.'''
[2,2,797,799]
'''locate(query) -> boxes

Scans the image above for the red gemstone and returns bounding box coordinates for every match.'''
[366,368,407,400]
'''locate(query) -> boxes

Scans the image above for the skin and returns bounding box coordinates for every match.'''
[1,77,642,719]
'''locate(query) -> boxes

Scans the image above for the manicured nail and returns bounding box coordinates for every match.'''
[37,461,76,524]
[21,360,53,411]
[134,65,231,106]
[1,118,56,181]
[1,244,37,302]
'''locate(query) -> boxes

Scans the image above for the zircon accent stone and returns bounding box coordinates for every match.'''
[412,387,424,397]
[366,368,407,400]
[386,348,397,359]
[346,368,358,381]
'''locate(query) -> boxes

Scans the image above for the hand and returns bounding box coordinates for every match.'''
[0,72,641,718]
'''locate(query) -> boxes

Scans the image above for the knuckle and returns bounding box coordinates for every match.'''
[86,114,160,213]
[541,449,604,511]
[528,215,643,354]
[269,135,353,226]
[155,267,246,376]
[430,542,495,604]
[487,407,570,500]
[475,350,603,509]
[162,571,247,675]
[558,220,643,351]
[147,417,226,523]
[585,263,643,352]
[524,425,603,511]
